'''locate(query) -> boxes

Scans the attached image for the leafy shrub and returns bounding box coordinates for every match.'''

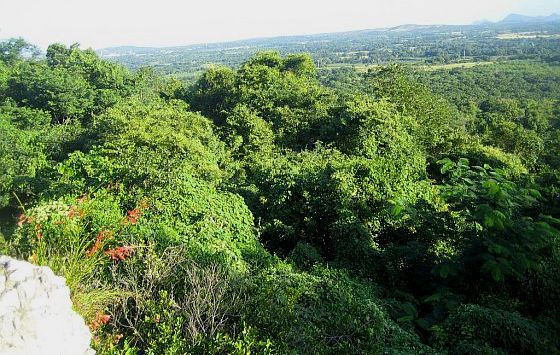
[9,190,135,321]
[244,263,428,354]
[0,114,48,207]
[244,145,432,269]
[436,304,549,354]
[289,241,323,270]
[437,158,558,285]
[106,246,250,353]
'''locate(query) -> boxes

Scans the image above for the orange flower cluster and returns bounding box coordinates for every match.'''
[90,311,111,331]
[124,198,149,225]
[16,213,33,227]
[86,230,113,257]
[126,208,141,224]
[17,214,43,242]
[105,246,133,261]
[35,224,43,242]
[67,205,85,220]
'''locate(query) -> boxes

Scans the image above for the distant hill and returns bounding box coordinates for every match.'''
[98,15,560,76]
[500,13,560,24]
[100,13,560,56]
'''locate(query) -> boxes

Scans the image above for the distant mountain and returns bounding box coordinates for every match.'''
[500,13,560,24]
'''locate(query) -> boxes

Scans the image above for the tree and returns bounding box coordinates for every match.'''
[7,61,95,123]
[0,38,39,65]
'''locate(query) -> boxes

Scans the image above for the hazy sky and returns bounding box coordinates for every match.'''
[1,0,559,49]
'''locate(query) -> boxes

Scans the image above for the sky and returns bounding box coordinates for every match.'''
[1,0,559,49]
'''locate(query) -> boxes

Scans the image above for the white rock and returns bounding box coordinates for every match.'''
[0,255,95,355]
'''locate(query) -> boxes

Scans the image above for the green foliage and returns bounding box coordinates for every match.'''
[0,112,48,207]
[420,61,560,174]
[282,54,317,78]
[205,325,275,354]
[56,98,232,196]
[449,144,528,178]
[222,104,275,157]
[244,264,428,354]
[0,61,8,99]
[135,292,277,355]
[363,65,460,156]
[0,102,51,129]
[243,141,431,267]
[475,98,546,169]
[289,242,323,270]
[136,290,190,354]
[188,66,236,121]
[1,44,560,355]
[4,43,134,124]
[436,304,553,354]
[45,43,132,93]
[190,52,337,150]
[437,158,558,284]
[144,173,262,269]
[0,38,39,65]
[7,61,96,122]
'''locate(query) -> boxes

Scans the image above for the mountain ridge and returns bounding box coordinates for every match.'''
[500,13,560,24]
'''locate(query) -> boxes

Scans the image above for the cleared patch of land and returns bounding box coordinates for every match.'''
[417,61,495,71]
[321,61,495,73]
[497,32,560,39]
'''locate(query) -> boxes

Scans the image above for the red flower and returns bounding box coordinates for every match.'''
[123,200,148,225]
[105,246,133,261]
[34,224,43,242]
[68,206,85,220]
[17,214,27,227]
[126,208,141,225]
[86,230,112,257]
[90,311,111,331]
[100,314,110,324]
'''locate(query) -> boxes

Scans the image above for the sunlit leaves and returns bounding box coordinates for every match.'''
[437,158,559,283]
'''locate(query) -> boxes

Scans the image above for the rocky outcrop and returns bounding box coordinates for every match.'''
[0,256,94,355]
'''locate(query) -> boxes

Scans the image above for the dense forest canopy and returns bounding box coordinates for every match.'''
[1,23,560,354]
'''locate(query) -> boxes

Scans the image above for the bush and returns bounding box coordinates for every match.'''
[0,113,48,207]
[244,263,428,354]
[106,246,250,353]
[436,304,548,354]
[9,190,133,321]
